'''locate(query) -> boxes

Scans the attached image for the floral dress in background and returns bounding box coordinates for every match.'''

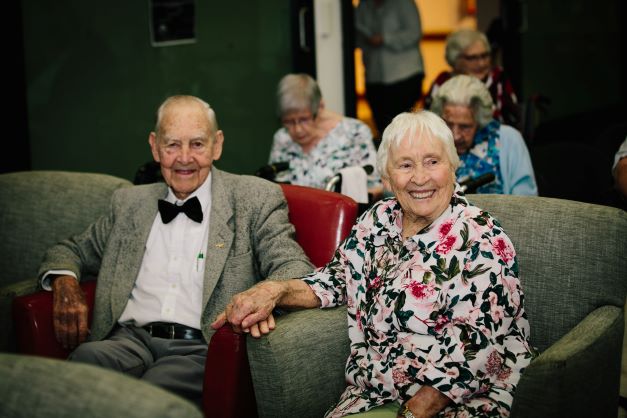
[269,117,382,190]
[303,186,535,417]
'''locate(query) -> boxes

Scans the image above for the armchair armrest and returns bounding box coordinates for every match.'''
[203,325,258,417]
[0,278,40,352]
[247,306,350,418]
[511,305,623,418]
[12,280,96,358]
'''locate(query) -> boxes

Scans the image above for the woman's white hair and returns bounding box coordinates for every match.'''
[276,73,322,118]
[430,75,494,128]
[445,29,490,68]
[376,110,460,180]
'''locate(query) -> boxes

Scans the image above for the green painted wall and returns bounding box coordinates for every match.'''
[23,1,292,181]
[518,1,624,120]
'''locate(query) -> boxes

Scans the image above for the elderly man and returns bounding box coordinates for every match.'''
[40,95,313,408]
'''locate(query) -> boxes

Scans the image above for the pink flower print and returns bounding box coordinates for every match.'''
[493,237,514,263]
[488,292,498,305]
[485,350,503,376]
[374,304,394,324]
[434,314,450,332]
[368,276,382,290]
[355,309,363,331]
[436,235,457,255]
[491,303,505,323]
[479,239,492,253]
[356,224,370,241]
[497,367,513,381]
[408,281,435,300]
[392,368,410,384]
[439,220,454,239]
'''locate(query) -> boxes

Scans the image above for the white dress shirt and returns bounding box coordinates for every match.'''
[118,174,212,329]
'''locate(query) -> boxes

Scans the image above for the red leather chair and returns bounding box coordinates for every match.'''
[12,183,358,418]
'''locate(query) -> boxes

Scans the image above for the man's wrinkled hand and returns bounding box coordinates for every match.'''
[52,276,89,350]
[210,282,282,338]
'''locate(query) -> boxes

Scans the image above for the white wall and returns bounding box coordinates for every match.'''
[314,0,345,114]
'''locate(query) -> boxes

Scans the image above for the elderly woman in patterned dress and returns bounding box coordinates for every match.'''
[268,73,383,198]
[215,110,535,418]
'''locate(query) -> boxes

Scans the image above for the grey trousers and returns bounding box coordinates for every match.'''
[69,325,207,409]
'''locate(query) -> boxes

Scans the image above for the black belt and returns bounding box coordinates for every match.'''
[142,322,203,340]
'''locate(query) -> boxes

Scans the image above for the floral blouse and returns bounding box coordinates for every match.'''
[269,117,382,190]
[303,186,535,418]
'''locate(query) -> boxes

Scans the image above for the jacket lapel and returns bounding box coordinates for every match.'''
[202,168,234,310]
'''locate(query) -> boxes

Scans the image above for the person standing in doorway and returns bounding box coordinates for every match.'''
[355,0,425,138]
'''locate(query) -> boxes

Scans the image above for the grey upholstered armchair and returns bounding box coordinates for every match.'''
[0,170,132,352]
[247,195,627,418]
[0,353,203,418]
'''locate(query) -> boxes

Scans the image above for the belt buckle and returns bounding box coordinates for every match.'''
[169,324,175,339]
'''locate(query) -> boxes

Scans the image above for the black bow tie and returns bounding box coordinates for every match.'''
[158,196,203,224]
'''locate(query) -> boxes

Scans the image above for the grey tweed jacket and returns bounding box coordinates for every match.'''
[38,168,314,342]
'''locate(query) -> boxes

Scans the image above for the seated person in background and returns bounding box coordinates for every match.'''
[214,110,535,418]
[613,136,627,199]
[424,28,520,129]
[268,73,383,198]
[430,74,538,195]
[39,95,313,408]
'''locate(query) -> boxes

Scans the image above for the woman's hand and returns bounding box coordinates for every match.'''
[211,278,320,338]
[397,386,451,418]
[52,275,89,350]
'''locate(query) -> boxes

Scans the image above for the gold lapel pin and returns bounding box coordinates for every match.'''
[215,243,225,248]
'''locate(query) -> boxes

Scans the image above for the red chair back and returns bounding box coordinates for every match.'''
[203,184,358,417]
[280,183,358,267]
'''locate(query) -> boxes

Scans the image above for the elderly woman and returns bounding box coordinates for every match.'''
[214,110,535,418]
[424,29,520,129]
[268,73,383,197]
[430,74,537,195]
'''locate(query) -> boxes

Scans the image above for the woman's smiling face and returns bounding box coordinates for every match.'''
[385,133,455,235]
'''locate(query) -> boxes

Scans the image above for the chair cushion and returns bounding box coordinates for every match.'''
[0,353,203,418]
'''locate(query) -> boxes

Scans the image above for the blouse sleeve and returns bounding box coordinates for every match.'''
[410,218,533,404]
[301,220,366,307]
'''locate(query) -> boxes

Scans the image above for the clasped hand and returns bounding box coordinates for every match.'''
[211,281,280,338]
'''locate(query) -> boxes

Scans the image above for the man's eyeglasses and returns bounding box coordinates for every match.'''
[282,116,314,129]
[460,52,490,62]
